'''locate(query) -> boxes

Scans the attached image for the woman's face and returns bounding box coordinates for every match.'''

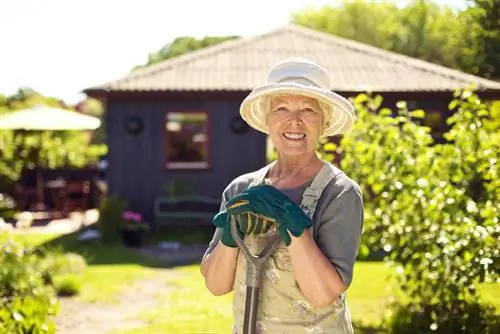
[267,94,324,157]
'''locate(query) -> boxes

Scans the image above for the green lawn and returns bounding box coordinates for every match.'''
[8,231,164,303]
[120,263,500,334]
[115,263,396,333]
[8,232,500,333]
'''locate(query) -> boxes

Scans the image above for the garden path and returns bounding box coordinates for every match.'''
[54,269,177,334]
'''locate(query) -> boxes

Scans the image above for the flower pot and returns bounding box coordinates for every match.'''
[120,229,146,248]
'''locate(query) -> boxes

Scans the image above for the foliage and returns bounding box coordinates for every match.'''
[330,89,499,332]
[0,234,58,333]
[97,195,128,243]
[76,97,106,145]
[292,0,499,78]
[0,88,107,195]
[0,192,17,220]
[163,180,193,197]
[464,0,500,78]
[0,232,88,333]
[53,274,82,297]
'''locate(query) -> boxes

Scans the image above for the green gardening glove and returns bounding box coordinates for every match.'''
[212,210,255,247]
[213,211,242,248]
[225,184,312,246]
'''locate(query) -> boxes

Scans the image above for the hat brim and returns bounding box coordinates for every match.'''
[240,82,356,138]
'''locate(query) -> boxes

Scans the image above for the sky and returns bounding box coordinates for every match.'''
[0,0,466,104]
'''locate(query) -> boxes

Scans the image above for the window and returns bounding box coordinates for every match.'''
[164,111,209,169]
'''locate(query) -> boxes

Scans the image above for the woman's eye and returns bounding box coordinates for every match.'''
[303,108,316,113]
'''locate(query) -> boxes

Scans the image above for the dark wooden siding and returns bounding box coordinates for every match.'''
[105,98,267,219]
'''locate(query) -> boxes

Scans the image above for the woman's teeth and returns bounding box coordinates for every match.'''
[283,132,305,140]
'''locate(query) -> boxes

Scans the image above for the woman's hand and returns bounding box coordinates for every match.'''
[225,184,312,245]
[212,211,245,248]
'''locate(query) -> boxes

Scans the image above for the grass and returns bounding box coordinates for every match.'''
[117,263,396,334]
[348,262,396,329]
[8,231,165,303]
[117,265,234,334]
[119,262,500,334]
[478,282,500,310]
[7,231,500,333]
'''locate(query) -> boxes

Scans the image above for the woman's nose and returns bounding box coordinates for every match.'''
[286,111,303,123]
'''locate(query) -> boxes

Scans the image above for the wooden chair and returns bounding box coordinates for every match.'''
[61,180,91,214]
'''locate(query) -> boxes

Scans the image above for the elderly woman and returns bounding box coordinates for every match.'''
[200,57,364,333]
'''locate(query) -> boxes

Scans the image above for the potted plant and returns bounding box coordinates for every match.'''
[120,211,150,247]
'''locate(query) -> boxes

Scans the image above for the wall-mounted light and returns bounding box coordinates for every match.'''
[125,117,144,135]
[230,116,249,134]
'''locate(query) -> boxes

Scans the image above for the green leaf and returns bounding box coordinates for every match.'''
[409,109,425,119]
[380,108,393,116]
[323,142,337,151]
[448,100,458,110]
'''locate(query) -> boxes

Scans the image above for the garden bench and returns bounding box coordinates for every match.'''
[153,195,221,227]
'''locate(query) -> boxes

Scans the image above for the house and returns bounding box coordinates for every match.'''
[83,23,500,221]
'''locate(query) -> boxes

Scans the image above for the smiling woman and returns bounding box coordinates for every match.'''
[266,94,324,157]
[200,57,362,334]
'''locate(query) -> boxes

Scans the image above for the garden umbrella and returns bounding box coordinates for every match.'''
[0,105,101,210]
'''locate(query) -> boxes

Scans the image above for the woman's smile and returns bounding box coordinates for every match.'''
[282,132,306,141]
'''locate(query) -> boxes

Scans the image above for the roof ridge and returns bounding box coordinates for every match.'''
[108,27,287,87]
[287,23,500,89]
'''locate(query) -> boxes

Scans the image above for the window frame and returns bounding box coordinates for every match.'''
[163,109,211,170]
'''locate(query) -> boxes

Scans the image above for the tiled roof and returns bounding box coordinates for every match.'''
[84,24,500,93]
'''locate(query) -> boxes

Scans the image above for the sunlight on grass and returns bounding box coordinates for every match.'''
[478,283,500,312]
[9,232,163,303]
[78,265,160,303]
[118,263,396,334]
[9,232,499,333]
[120,265,234,333]
[8,232,60,247]
[119,261,500,334]
[348,261,397,329]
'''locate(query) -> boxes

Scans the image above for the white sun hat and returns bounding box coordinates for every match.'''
[240,57,356,138]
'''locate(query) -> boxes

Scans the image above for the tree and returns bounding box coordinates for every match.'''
[328,89,499,333]
[0,89,107,196]
[292,0,498,78]
[464,0,500,78]
[76,98,106,145]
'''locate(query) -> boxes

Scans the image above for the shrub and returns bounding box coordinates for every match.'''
[0,193,17,221]
[0,233,89,333]
[54,274,82,297]
[0,233,59,333]
[332,89,499,333]
[41,251,87,277]
[97,195,127,243]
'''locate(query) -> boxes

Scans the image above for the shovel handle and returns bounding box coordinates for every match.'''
[230,215,280,287]
[230,215,280,334]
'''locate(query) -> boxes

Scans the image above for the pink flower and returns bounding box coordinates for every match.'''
[123,211,142,222]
